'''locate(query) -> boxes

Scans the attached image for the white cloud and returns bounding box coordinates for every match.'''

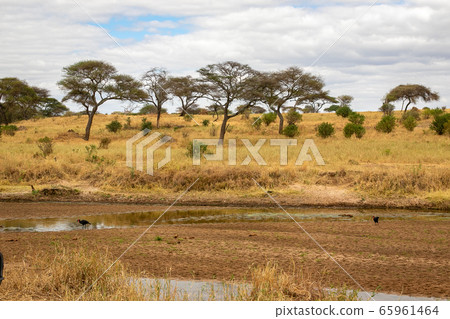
[1,0,448,113]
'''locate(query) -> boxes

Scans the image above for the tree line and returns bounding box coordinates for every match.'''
[1,60,441,141]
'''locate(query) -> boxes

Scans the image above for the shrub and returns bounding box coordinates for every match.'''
[316,122,335,138]
[335,106,352,118]
[37,136,53,157]
[348,112,365,125]
[262,113,277,126]
[141,118,152,131]
[344,123,366,139]
[282,124,299,137]
[402,115,418,131]
[324,105,340,112]
[379,103,395,115]
[184,114,193,122]
[286,109,302,125]
[252,117,262,130]
[375,115,396,133]
[343,123,354,138]
[99,137,111,149]
[430,113,450,135]
[444,122,450,135]
[424,107,445,120]
[105,120,122,133]
[1,125,18,136]
[402,108,421,121]
[202,119,210,127]
[353,125,366,138]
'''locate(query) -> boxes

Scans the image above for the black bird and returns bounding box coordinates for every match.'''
[77,219,91,229]
[372,216,379,225]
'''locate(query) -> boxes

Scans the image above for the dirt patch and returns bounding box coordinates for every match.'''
[1,218,448,298]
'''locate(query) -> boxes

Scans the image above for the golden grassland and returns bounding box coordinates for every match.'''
[0,246,358,301]
[0,110,449,207]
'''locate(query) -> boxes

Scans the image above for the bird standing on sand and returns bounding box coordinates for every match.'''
[372,216,380,225]
[77,219,91,229]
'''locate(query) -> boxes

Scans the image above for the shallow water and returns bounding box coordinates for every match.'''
[0,207,448,233]
[137,278,443,301]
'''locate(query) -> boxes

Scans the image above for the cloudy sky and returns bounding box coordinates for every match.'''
[1,0,449,113]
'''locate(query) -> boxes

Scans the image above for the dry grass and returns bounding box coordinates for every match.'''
[247,262,359,301]
[0,246,147,301]
[0,111,449,201]
[0,247,358,301]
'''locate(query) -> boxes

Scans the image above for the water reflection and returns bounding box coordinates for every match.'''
[0,207,448,233]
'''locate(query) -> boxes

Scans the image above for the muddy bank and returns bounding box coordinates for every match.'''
[0,188,448,213]
[1,220,449,299]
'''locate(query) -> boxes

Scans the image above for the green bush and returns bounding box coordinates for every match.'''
[379,103,395,115]
[282,124,299,137]
[261,112,277,126]
[348,112,365,125]
[402,108,421,121]
[316,122,335,138]
[37,136,53,157]
[324,104,340,112]
[105,120,122,133]
[202,119,210,127]
[353,125,366,138]
[184,114,193,122]
[141,118,152,131]
[444,122,450,135]
[430,113,450,135]
[402,115,417,131]
[375,115,396,133]
[423,107,444,120]
[344,123,366,139]
[286,109,302,125]
[1,125,18,136]
[336,106,352,118]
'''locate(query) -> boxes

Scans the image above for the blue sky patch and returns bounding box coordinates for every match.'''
[89,15,190,41]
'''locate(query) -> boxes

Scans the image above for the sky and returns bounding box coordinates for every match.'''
[1,0,449,113]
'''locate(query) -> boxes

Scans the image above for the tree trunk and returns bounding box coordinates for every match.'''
[277,110,284,134]
[218,113,229,145]
[179,110,185,117]
[84,112,95,141]
[404,101,412,113]
[156,110,161,128]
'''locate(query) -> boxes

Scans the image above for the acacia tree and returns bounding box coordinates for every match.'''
[258,67,324,133]
[141,68,171,128]
[39,98,69,117]
[385,84,439,112]
[166,76,205,117]
[58,60,147,140]
[197,61,260,142]
[296,90,337,113]
[0,77,48,124]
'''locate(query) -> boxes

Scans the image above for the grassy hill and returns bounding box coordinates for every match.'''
[0,111,449,209]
